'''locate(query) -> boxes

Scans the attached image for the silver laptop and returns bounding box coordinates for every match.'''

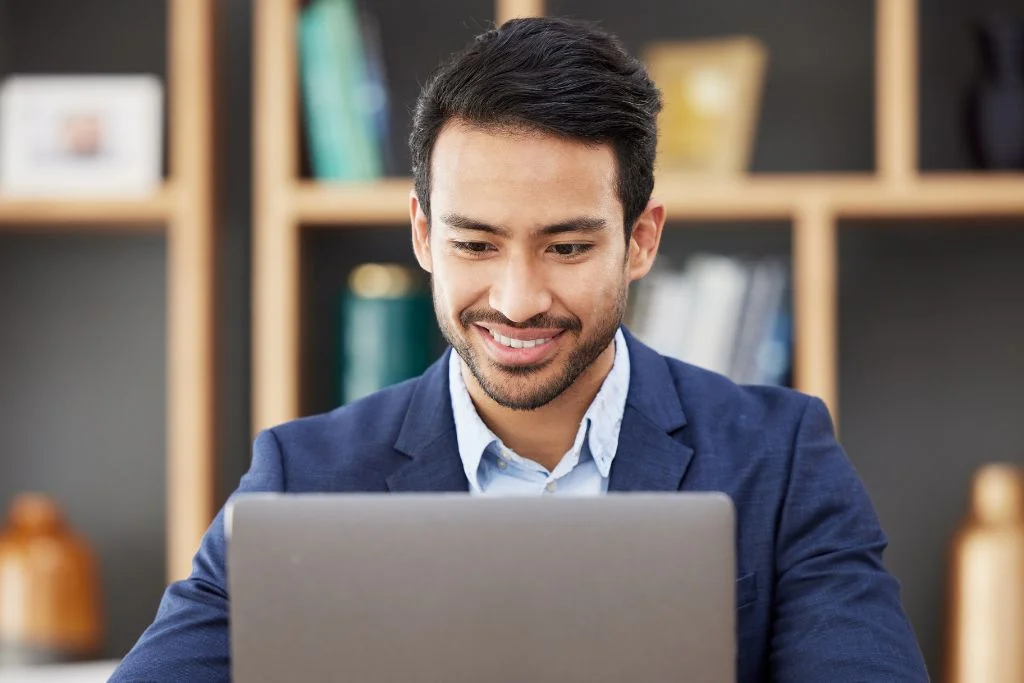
[226,493,736,682]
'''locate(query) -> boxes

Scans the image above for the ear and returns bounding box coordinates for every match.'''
[626,199,666,282]
[410,190,432,274]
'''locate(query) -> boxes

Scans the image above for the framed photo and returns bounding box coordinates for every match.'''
[0,75,163,196]
[644,36,767,176]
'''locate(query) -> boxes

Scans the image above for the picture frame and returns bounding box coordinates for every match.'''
[643,36,767,176]
[0,75,163,196]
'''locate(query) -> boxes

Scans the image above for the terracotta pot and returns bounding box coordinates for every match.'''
[0,494,103,668]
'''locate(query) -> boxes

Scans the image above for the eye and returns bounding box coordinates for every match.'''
[451,241,495,255]
[548,243,594,258]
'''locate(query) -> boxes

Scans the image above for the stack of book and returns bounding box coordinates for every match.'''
[298,0,391,181]
[626,254,791,386]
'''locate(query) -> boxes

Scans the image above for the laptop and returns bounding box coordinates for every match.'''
[226,492,736,682]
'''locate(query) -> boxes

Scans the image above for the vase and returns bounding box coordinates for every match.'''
[0,494,103,668]
[945,464,1024,683]
[967,16,1024,170]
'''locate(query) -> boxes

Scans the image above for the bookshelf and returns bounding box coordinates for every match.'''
[0,0,216,584]
[252,0,1024,432]
[0,189,173,226]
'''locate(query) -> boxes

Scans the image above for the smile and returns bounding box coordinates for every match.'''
[473,324,565,367]
[487,329,553,349]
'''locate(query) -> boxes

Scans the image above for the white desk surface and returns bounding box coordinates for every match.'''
[0,661,119,683]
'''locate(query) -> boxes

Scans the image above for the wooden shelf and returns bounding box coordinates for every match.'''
[284,173,1024,227]
[657,173,1024,220]
[294,178,411,225]
[833,174,1024,218]
[0,184,174,227]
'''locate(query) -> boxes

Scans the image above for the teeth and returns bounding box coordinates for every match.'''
[489,329,551,349]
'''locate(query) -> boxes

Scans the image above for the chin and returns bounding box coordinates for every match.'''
[474,365,571,411]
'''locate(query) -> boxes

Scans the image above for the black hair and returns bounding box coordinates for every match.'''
[409,17,662,240]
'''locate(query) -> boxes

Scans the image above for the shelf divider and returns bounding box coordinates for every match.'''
[876,0,918,184]
[497,0,546,24]
[254,0,303,433]
[166,0,217,583]
[793,197,839,423]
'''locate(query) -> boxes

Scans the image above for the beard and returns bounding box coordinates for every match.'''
[434,283,627,411]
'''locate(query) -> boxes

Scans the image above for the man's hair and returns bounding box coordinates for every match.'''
[409,17,662,240]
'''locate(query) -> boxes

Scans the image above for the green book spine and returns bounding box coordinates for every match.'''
[328,0,382,180]
[297,1,350,179]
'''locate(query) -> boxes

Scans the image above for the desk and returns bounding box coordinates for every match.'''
[0,662,119,683]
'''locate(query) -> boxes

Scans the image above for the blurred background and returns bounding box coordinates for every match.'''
[0,0,1023,680]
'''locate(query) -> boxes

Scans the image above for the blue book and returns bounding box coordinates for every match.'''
[755,285,792,387]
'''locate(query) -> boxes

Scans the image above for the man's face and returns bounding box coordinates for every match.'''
[411,122,660,411]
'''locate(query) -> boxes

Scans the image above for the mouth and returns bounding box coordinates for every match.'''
[472,323,565,367]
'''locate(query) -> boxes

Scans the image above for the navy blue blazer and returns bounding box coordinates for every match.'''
[111,329,929,682]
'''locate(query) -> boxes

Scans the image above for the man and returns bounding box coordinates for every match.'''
[112,17,929,682]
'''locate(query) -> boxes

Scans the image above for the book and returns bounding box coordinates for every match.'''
[339,264,435,404]
[729,259,787,384]
[298,0,384,181]
[627,253,791,386]
[680,254,751,376]
[357,7,393,175]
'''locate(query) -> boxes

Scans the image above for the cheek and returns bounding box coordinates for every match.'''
[432,255,490,318]
[553,260,625,321]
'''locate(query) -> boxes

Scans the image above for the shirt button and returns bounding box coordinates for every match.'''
[497,459,508,470]
[546,480,557,493]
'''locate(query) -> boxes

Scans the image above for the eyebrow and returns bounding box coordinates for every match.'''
[439,212,608,238]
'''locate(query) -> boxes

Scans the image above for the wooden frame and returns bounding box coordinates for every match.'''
[0,0,216,583]
[252,0,1024,432]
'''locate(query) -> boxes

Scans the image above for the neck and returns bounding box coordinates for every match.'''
[462,341,616,472]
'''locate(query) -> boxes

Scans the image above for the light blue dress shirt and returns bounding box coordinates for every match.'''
[448,328,631,495]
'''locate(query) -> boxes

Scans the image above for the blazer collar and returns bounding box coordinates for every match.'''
[388,349,469,492]
[388,328,694,493]
[607,327,694,492]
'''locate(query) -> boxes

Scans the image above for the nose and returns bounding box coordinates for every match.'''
[488,252,553,324]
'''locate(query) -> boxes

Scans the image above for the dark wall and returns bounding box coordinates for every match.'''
[0,1,7,76]
[1,0,1022,677]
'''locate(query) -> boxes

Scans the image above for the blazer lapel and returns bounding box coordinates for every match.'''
[608,329,694,492]
[387,349,470,493]
[385,332,694,494]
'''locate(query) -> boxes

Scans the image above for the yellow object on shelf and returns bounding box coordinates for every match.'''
[644,36,767,176]
[945,463,1024,683]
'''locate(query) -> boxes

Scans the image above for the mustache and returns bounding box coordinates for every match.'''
[460,309,582,332]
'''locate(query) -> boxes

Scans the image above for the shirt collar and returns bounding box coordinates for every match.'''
[449,328,631,491]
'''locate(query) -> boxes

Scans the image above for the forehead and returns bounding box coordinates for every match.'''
[429,122,621,228]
